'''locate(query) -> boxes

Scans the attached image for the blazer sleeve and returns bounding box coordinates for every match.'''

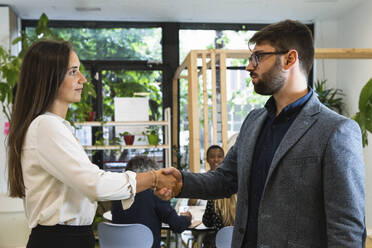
[155,197,191,233]
[179,143,239,199]
[323,119,365,247]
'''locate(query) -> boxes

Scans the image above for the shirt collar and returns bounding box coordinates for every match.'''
[265,87,313,119]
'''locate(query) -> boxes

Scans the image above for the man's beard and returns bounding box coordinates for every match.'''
[252,58,285,96]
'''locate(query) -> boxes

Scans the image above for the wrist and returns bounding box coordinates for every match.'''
[148,170,158,190]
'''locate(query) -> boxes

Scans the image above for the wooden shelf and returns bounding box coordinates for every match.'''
[74,107,172,167]
[83,144,169,150]
[74,120,168,126]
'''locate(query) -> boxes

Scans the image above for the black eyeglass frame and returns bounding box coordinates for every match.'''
[249,50,289,67]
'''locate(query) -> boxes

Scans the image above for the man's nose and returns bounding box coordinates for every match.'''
[246,62,254,71]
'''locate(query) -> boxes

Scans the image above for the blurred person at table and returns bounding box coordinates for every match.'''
[6,40,176,248]
[188,145,225,206]
[111,155,192,248]
[201,145,237,247]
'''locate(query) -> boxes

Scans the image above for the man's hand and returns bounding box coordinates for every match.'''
[154,167,183,200]
[161,167,183,197]
[156,168,177,191]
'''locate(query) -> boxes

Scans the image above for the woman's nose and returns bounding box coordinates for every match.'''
[79,72,87,84]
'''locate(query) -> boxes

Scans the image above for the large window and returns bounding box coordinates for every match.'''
[25,26,162,61]
[178,28,269,171]
[23,22,165,167]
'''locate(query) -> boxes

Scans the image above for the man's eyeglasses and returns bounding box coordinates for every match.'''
[248,51,289,67]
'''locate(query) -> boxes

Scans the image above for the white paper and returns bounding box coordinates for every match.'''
[114,97,149,142]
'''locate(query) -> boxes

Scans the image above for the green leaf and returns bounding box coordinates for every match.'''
[359,78,372,113]
[11,36,23,45]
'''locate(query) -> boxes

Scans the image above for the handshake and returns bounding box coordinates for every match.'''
[152,167,183,200]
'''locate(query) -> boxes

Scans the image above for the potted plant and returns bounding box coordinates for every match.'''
[145,126,159,145]
[120,131,135,145]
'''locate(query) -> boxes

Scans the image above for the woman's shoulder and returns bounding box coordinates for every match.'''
[27,114,71,143]
[30,113,66,130]
[31,113,61,125]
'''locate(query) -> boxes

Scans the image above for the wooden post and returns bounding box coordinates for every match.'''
[211,51,218,145]
[202,52,210,171]
[188,51,200,172]
[172,77,179,167]
[219,51,228,153]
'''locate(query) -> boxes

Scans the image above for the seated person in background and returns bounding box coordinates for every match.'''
[201,145,237,247]
[111,156,192,248]
[188,145,225,206]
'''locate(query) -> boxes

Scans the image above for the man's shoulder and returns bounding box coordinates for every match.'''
[304,102,361,137]
[316,103,352,125]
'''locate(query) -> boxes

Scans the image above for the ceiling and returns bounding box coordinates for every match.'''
[0,0,367,23]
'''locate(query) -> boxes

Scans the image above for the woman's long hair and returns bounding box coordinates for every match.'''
[215,194,237,226]
[7,40,72,198]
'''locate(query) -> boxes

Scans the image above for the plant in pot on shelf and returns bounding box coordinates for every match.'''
[144,126,160,145]
[120,131,135,145]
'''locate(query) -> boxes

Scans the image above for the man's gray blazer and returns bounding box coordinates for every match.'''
[179,94,365,247]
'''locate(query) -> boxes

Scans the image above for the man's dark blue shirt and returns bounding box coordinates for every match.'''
[244,89,313,247]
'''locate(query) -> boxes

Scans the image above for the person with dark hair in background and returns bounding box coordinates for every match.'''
[162,19,365,247]
[188,145,224,206]
[200,145,237,247]
[204,145,225,171]
[111,156,192,248]
[6,40,176,248]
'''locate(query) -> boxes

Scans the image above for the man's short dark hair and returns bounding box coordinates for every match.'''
[249,19,314,76]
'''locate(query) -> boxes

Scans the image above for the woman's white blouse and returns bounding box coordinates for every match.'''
[21,113,136,228]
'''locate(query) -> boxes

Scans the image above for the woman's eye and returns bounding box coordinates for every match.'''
[69,70,77,76]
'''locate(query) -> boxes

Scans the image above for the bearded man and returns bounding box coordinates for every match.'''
[163,19,365,248]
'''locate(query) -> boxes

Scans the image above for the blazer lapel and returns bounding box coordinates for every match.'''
[265,94,322,182]
[241,109,268,182]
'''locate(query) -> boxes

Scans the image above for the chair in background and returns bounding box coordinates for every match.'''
[98,222,153,248]
[215,226,233,248]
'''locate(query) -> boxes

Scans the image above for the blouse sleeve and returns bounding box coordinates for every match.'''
[34,116,136,206]
[202,200,223,230]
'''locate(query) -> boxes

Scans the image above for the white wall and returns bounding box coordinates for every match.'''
[314,19,340,89]
[315,0,372,229]
[0,6,30,248]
